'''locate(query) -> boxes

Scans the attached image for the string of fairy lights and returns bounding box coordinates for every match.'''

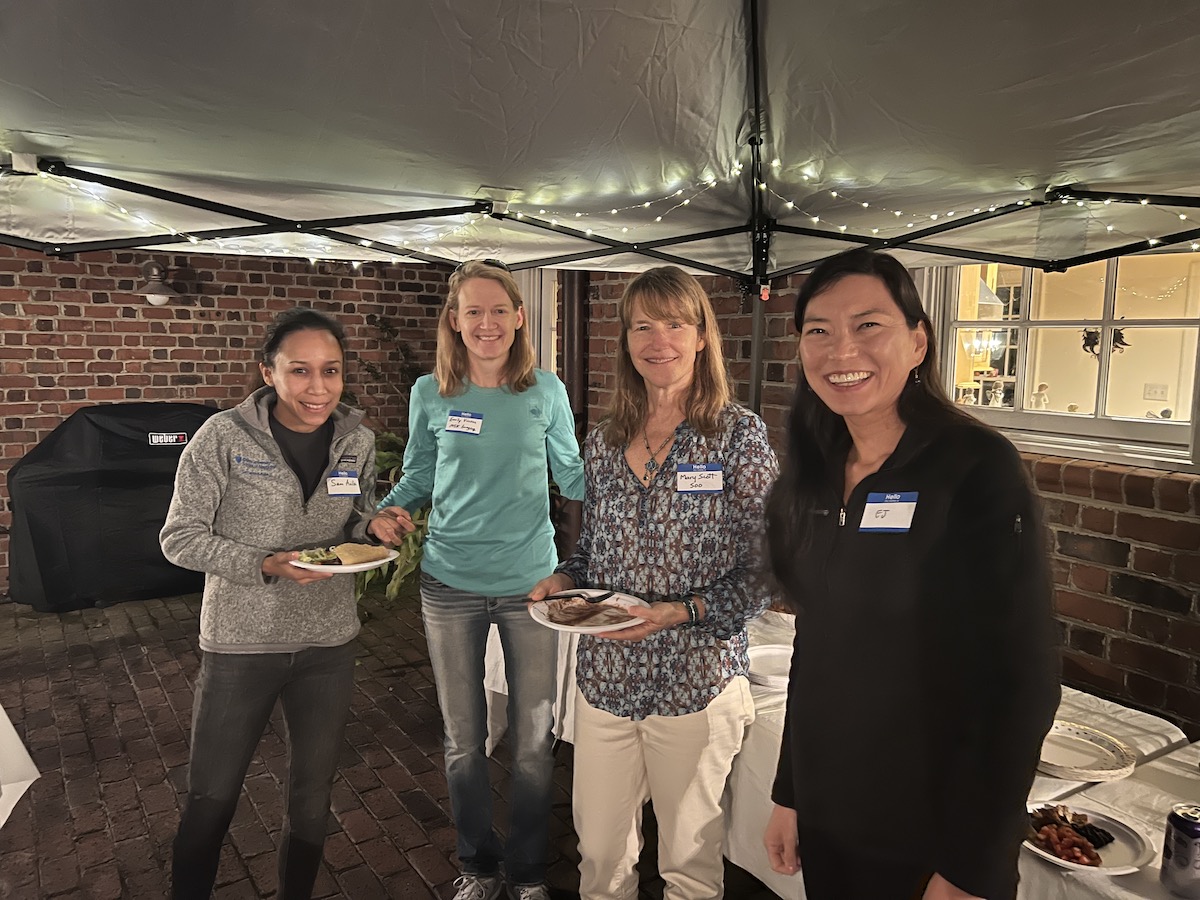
[16,160,1200,267]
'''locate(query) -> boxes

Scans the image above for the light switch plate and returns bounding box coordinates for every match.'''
[1143,383,1169,401]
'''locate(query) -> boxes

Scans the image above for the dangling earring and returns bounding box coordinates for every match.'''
[911,367,921,384]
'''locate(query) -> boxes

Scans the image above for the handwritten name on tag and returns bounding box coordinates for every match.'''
[676,463,724,493]
[446,410,483,435]
[859,491,917,532]
[327,470,360,496]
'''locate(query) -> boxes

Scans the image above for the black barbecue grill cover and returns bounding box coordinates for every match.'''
[8,402,220,612]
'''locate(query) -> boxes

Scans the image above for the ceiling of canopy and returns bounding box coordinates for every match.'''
[2,0,1199,280]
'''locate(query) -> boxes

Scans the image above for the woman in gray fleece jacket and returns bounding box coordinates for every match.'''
[161,307,377,900]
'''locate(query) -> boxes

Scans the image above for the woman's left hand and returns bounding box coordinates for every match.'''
[597,601,688,641]
[922,873,982,900]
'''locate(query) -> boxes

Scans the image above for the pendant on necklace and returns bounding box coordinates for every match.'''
[645,458,658,475]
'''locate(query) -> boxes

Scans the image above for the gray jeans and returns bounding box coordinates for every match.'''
[172,641,355,900]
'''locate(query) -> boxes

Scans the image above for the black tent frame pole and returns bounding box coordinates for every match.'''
[746,0,769,413]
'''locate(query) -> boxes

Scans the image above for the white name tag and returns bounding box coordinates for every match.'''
[446,410,483,435]
[677,463,724,493]
[859,491,917,532]
[327,469,360,496]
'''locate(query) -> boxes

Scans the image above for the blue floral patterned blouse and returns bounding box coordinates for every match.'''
[556,404,778,720]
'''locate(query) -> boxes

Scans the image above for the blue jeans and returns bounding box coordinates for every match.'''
[420,572,557,885]
[172,642,356,900]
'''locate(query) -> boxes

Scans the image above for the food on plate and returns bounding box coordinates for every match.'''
[296,543,390,566]
[1027,804,1115,866]
[542,597,635,627]
[297,547,339,564]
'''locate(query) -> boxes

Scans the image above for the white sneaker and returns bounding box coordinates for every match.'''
[508,884,551,900]
[452,874,504,900]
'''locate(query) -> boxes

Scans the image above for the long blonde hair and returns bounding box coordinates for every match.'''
[435,260,536,396]
[601,266,730,447]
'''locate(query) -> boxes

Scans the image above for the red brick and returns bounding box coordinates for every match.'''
[1171,620,1200,656]
[1033,458,1066,494]
[1126,672,1169,708]
[1069,564,1111,594]
[1158,474,1197,514]
[1124,471,1157,509]
[1091,467,1125,504]
[1133,547,1174,578]
[1110,638,1191,682]
[1116,512,1200,551]
[1062,461,1100,497]
[1041,498,1080,527]
[1130,610,1172,643]
[1054,590,1128,630]
[1079,505,1116,535]
[1061,651,1125,696]
[1175,554,1200,586]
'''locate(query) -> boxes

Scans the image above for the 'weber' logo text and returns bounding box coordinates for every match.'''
[148,432,188,445]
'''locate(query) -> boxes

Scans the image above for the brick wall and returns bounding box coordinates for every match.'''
[0,248,446,592]
[1032,458,1200,734]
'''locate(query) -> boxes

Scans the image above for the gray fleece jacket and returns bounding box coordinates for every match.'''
[160,387,376,652]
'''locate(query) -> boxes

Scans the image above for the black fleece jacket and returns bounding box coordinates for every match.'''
[772,419,1060,899]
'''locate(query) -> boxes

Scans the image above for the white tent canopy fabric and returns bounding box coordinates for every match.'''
[2,0,1199,277]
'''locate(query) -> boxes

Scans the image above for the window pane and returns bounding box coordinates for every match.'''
[1030,261,1105,320]
[952,326,1018,408]
[1115,254,1200,320]
[1025,327,1100,414]
[956,263,1024,321]
[1104,326,1197,423]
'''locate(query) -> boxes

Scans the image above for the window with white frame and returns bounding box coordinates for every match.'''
[928,254,1200,469]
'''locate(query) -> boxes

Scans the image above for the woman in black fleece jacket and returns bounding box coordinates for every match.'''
[763,249,1060,900]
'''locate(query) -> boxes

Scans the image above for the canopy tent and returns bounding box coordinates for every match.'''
[2,0,1199,282]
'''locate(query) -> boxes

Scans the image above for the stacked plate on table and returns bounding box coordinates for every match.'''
[747,644,792,691]
[1037,720,1136,782]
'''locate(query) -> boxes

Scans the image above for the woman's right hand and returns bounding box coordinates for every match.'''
[368,506,415,545]
[764,804,801,876]
[262,551,335,584]
[528,572,574,601]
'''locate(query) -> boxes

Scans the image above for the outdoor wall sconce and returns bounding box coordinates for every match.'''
[140,260,179,306]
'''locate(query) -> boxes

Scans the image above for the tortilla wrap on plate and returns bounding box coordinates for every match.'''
[332,543,391,565]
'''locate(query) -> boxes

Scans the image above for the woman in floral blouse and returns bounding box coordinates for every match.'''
[530,266,778,899]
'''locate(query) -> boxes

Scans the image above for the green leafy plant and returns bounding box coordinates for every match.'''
[354,431,429,603]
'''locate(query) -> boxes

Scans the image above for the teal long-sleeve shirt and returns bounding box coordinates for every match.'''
[379,370,584,596]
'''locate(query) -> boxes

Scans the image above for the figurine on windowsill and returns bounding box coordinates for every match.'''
[1067,403,1080,413]
[1029,382,1050,410]
[1146,408,1174,419]
[987,382,1006,407]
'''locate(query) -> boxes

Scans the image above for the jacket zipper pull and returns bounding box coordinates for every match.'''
[839,507,846,527]
[1014,513,1022,534]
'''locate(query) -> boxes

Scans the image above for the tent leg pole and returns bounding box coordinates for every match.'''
[749,291,765,413]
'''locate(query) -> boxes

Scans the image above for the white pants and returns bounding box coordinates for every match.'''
[573,677,756,900]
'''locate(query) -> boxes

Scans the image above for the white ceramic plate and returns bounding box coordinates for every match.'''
[1023,804,1154,875]
[289,548,399,573]
[748,644,792,690]
[1038,720,1136,781]
[528,590,649,634]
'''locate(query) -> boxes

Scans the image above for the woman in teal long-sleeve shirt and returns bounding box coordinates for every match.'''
[370,259,583,900]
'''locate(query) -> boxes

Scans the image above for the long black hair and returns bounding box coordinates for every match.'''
[765,249,971,593]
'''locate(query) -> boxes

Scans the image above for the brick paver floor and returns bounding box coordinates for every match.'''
[0,591,776,899]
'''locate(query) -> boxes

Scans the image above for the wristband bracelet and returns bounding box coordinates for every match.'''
[680,596,699,627]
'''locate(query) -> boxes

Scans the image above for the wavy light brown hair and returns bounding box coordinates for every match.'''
[435,260,536,396]
[600,266,730,447]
